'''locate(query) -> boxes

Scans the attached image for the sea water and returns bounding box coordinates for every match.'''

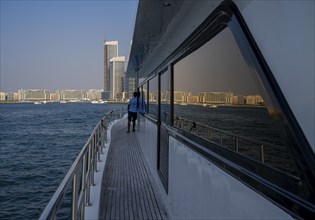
[0,102,125,219]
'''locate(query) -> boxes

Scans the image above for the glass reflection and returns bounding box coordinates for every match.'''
[148,75,158,119]
[161,70,171,124]
[173,27,298,176]
[140,84,147,113]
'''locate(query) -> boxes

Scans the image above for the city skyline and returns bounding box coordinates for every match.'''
[1,88,263,105]
[0,1,138,92]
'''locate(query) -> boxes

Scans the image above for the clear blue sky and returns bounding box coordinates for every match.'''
[0,0,138,92]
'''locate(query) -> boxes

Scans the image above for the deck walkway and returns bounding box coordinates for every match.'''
[99,118,168,220]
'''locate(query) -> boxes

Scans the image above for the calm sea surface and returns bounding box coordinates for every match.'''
[0,103,126,220]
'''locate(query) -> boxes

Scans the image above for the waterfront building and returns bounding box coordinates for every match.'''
[122,92,129,101]
[59,90,86,101]
[109,56,125,100]
[104,41,118,96]
[6,92,19,101]
[174,91,191,103]
[50,92,60,101]
[18,89,50,101]
[246,95,264,105]
[87,89,102,101]
[161,90,170,102]
[187,95,199,104]
[232,95,245,105]
[0,92,6,101]
[149,91,159,103]
[199,92,233,104]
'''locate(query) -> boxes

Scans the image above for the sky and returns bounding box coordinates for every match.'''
[0,0,138,92]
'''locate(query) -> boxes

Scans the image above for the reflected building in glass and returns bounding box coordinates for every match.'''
[199,92,233,104]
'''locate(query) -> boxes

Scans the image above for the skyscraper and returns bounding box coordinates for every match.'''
[109,56,125,100]
[104,40,118,98]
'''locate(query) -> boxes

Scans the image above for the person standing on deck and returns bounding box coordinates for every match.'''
[127,92,139,133]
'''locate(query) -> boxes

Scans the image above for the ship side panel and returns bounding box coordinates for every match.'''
[235,0,315,152]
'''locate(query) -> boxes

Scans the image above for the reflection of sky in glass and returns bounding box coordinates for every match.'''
[174,27,260,96]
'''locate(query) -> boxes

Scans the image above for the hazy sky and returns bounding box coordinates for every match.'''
[0,0,138,92]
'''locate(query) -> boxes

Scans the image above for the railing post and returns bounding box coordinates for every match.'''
[81,153,86,218]
[91,137,96,183]
[86,143,92,206]
[97,127,101,162]
[104,125,108,145]
[81,154,86,191]
[235,137,239,152]
[207,128,211,140]
[260,145,265,163]
[94,133,98,171]
[71,173,78,220]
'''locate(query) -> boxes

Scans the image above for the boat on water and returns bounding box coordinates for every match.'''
[59,100,67,104]
[34,101,47,104]
[91,100,107,104]
[41,0,314,219]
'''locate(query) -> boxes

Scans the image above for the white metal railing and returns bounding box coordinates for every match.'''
[39,109,122,220]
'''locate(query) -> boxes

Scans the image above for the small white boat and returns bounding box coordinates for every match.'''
[91,100,106,104]
[59,100,67,104]
[34,101,41,105]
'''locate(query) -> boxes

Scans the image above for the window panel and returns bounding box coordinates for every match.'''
[148,75,158,119]
[160,69,171,124]
[173,27,299,176]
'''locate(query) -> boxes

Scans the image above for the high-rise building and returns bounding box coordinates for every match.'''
[109,56,125,100]
[125,76,136,98]
[104,41,118,95]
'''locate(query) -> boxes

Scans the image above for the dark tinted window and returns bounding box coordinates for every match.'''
[161,69,171,124]
[148,75,158,119]
[173,27,299,176]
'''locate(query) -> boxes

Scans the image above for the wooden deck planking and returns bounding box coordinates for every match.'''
[99,119,168,220]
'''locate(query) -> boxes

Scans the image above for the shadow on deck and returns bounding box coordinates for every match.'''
[99,119,168,220]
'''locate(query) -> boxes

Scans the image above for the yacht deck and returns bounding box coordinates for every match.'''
[99,119,168,220]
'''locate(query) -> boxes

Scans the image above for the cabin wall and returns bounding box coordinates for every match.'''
[235,0,315,151]
[168,136,292,219]
[137,115,158,175]
[137,116,292,219]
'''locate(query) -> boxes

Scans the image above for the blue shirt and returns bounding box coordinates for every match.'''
[128,97,138,112]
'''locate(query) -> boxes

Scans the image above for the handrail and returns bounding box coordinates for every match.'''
[39,109,123,220]
[172,114,286,164]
